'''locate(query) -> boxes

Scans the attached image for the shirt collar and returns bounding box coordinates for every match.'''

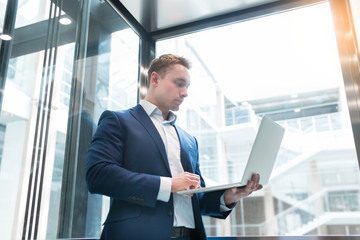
[140,99,177,125]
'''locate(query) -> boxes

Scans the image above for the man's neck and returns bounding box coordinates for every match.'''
[162,112,170,121]
[143,97,169,120]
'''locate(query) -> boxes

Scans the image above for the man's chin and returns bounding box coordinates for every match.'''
[171,106,180,111]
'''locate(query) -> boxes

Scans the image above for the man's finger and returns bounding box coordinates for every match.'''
[185,172,200,179]
[253,173,260,185]
[184,175,200,188]
[246,180,254,191]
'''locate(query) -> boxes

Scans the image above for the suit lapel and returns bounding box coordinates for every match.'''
[130,104,171,175]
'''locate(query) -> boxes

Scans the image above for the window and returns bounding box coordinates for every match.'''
[157,2,360,236]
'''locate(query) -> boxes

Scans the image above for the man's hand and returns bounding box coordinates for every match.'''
[224,173,263,206]
[171,172,201,193]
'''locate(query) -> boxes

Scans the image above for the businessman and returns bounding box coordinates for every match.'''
[86,54,262,239]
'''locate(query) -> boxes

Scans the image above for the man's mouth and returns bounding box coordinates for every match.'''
[175,99,183,104]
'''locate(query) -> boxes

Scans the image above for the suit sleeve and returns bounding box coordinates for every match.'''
[85,110,160,208]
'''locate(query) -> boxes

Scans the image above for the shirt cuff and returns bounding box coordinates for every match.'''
[157,176,172,202]
[220,193,236,212]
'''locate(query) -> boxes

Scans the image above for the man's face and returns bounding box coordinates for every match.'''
[153,63,190,113]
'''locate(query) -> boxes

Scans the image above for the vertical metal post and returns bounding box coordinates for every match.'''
[0,0,19,113]
[329,0,360,168]
[57,0,90,237]
[138,0,156,94]
[138,37,155,101]
[22,0,63,238]
[105,0,156,102]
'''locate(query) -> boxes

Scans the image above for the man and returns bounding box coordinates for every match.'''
[86,54,262,239]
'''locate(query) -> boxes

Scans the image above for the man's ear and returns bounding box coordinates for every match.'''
[150,72,159,87]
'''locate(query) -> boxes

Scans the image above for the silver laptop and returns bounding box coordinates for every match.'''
[177,116,285,195]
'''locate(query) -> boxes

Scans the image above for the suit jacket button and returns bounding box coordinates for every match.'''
[168,210,174,217]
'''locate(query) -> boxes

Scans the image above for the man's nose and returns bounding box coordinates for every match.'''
[181,87,188,97]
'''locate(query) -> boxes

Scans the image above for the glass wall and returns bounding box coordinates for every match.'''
[0,0,139,239]
[157,1,360,237]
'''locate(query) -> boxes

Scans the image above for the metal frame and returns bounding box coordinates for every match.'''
[58,0,91,237]
[106,0,153,42]
[329,0,360,168]
[22,0,64,238]
[149,0,326,40]
[105,0,155,102]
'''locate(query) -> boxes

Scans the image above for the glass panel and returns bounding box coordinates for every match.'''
[44,42,75,239]
[100,29,139,112]
[79,27,139,238]
[0,33,49,240]
[15,0,51,28]
[0,0,5,32]
[157,2,360,237]
[0,0,75,236]
[0,0,139,239]
[44,1,139,238]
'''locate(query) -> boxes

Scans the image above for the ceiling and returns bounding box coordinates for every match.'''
[117,0,279,33]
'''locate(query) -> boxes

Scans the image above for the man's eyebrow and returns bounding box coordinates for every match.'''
[176,78,190,86]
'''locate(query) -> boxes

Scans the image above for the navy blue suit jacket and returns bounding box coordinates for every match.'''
[86,104,232,239]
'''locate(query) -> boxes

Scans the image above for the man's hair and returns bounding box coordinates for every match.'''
[147,54,191,83]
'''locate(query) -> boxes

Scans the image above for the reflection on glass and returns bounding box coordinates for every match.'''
[106,29,139,111]
[45,42,75,239]
[0,48,46,239]
[45,19,139,240]
[91,28,139,120]
[0,33,12,40]
[0,0,6,32]
[15,0,52,28]
[88,27,139,237]
[0,0,139,238]
[157,2,360,236]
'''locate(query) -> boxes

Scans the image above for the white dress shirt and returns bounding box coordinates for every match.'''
[140,100,195,228]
